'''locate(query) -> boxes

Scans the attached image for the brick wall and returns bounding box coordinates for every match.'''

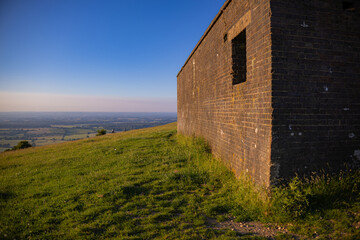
[270,0,360,182]
[177,0,273,186]
[178,0,360,186]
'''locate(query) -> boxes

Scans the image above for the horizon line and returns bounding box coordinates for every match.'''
[0,111,177,113]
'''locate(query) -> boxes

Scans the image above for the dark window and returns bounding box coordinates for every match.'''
[343,1,355,11]
[223,33,228,42]
[232,29,246,85]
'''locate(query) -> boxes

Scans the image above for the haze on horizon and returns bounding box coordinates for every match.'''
[0,0,224,112]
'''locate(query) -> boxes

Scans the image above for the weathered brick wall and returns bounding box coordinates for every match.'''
[177,0,273,186]
[270,0,360,182]
[178,0,360,186]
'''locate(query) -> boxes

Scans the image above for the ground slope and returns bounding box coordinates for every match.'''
[0,123,257,239]
[1,123,359,239]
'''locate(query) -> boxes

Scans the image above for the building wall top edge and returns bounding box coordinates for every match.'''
[176,0,232,77]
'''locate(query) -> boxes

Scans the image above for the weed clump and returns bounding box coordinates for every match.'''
[96,129,107,136]
[267,171,360,238]
[271,176,311,219]
[270,171,360,219]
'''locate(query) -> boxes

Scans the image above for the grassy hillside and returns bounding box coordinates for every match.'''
[1,123,359,239]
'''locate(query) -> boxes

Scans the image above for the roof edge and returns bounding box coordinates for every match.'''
[177,0,232,77]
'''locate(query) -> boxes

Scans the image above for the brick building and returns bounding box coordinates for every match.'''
[177,0,360,186]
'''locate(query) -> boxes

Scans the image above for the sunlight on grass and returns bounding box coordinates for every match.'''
[0,122,359,239]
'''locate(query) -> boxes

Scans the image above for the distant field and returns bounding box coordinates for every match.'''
[0,112,177,152]
[0,127,98,151]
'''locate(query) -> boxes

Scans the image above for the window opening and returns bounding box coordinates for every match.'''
[223,33,228,42]
[232,29,246,85]
[343,1,355,11]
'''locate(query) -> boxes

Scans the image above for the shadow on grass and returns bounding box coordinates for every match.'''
[119,185,148,199]
[0,190,16,201]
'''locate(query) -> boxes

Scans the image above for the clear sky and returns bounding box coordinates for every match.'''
[0,0,225,112]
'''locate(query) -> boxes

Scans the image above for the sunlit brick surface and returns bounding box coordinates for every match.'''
[178,0,360,186]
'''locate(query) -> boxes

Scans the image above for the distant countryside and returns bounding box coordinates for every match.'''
[0,112,177,152]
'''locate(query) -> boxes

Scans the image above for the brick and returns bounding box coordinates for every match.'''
[177,0,360,187]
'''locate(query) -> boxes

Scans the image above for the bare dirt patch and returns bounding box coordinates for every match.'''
[207,217,301,239]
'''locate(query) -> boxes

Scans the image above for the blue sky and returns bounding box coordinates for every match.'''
[0,0,224,112]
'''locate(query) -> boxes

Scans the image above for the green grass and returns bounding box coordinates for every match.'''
[270,172,360,239]
[0,123,359,239]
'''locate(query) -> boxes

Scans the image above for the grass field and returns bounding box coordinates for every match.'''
[0,127,98,152]
[0,123,359,239]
